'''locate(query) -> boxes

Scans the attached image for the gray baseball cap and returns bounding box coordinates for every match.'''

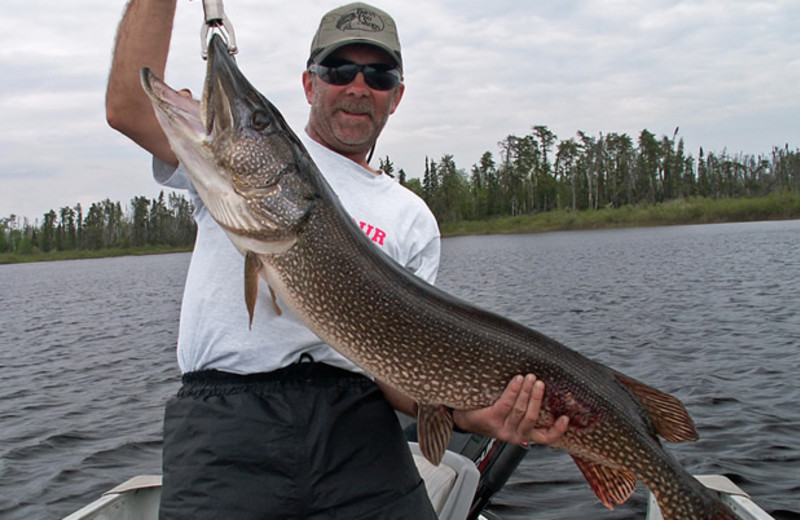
[308,3,402,69]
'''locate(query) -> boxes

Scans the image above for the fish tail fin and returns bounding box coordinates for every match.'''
[615,373,698,442]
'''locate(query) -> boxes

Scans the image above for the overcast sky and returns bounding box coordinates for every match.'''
[2,0,798,221]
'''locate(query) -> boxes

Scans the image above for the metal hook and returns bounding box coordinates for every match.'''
[201,0,237,59]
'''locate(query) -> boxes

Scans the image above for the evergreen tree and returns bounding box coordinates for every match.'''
[131,196,150,247]
[40,210,57,253]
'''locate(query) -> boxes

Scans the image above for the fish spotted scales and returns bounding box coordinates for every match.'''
[141,34,740,520]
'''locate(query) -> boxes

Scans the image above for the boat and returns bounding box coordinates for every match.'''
[63,434,775,520]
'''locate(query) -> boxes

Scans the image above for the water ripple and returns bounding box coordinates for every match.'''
[1,223,799,518]
[438,221,800,519]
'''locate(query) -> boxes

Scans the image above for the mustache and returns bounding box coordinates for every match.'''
[334,99,375,117]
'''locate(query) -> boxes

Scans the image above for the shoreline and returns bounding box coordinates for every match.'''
[439,193,800,236]
[3,194,799,265]
[0,245,193,265]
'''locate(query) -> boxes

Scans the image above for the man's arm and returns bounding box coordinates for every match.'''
[106,0,179,166]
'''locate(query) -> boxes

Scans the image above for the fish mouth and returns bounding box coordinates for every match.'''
[202,34,267,141]
[139,34,249,146]
[203,35,239,137]
[140,69,206,145]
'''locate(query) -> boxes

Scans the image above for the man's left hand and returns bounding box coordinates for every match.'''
[452,374,569,445]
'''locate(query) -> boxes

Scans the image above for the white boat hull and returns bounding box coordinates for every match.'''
[646,475,774,520]
[64,464,775,520]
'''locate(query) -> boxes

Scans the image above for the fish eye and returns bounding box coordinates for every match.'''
[251,111,270,131]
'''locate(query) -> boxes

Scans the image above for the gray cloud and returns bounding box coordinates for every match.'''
[1,0,799,220]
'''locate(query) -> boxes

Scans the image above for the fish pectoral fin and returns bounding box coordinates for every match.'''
[244,252,282,328]
[571,456,637,510]
[614,373,698,443]
[267,285,282,316]
[416,404,454,466]
[244,251,262,329]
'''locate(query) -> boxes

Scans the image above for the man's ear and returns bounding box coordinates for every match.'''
[302,70,314,105]
[389,83,405,115]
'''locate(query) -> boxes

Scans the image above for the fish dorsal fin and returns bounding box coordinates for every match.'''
[571,456,637,509]
[416,404,454,466]
[615,373,698,443]
[244,252,282,328]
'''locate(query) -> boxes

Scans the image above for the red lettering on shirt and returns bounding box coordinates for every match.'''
[355,219,387,246]
[372,228,386,246]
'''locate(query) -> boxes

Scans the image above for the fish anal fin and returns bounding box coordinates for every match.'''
[244,252,261,329]
[615,373,698,442]
[416,404,454,466]
[572,456,637,510]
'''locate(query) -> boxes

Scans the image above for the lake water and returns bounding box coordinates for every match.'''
[1,221,799,519]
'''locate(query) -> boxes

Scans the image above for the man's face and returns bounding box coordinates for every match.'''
[303,44,404,159]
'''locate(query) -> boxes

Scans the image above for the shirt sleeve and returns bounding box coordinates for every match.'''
[407,234,441,285]
[152,156,194,191]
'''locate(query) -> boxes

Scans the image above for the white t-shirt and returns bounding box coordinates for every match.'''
[154,131,440,375]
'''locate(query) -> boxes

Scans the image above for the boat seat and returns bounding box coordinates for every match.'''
[409,442,481,520]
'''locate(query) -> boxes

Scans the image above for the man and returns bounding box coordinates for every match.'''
[106,2,568,518]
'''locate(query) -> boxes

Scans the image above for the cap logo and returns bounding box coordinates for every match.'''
[336,7,385,33]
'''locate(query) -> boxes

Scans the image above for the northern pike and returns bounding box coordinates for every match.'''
[141,34,738,519]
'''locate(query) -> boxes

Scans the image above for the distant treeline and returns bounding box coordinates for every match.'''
[4,126,800,258]
[385,126,800,224]
[1,191,196,256]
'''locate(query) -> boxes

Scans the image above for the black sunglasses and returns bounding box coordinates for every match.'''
[309,60,402,91]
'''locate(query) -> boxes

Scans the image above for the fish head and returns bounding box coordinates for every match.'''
[141,34,319,254]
